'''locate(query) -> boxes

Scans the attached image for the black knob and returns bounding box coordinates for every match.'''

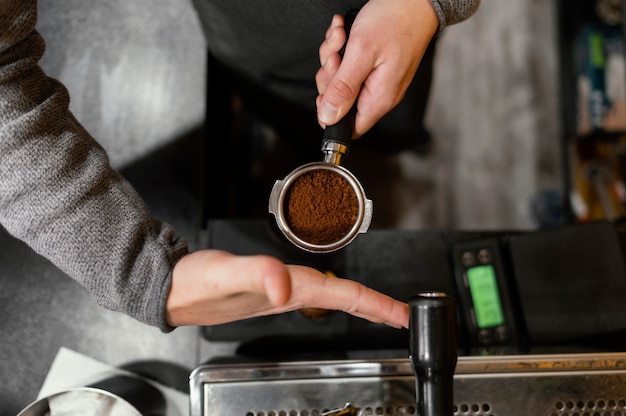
[409,292,458,416]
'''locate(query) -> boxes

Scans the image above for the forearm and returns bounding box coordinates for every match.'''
[0,0,188,331]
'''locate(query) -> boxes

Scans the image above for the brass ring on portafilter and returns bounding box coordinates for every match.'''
[268,10,372,253]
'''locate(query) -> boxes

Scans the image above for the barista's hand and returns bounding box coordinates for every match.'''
[316,0,438,137]
[166,250,409,329]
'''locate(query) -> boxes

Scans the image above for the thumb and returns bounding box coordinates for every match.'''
[317,76,359,127]
[317,37,370,127]
[237,254,292,306]
[199,251,293,306]
[262,268,292,306]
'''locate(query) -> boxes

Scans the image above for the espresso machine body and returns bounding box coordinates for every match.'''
[202,219,626,356]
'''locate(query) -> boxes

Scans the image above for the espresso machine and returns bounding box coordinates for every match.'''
[190,218,626,416]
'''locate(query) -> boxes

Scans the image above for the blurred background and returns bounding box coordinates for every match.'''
[3,0,620,413]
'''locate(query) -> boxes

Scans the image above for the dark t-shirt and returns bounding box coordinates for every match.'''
[191,0,480,108]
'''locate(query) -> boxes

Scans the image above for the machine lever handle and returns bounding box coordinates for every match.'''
[409,291,458,416]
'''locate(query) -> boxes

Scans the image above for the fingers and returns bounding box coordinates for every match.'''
[315,14,400,137]
[316,13,375,134]
[315,0,439,137]
[316,38,372,131]
[167,250,409,330]
[287,265,409,329]
[210,254,408,329]
[324,14,343,41]
[317,14,345,96]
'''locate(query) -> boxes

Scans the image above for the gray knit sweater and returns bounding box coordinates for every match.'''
[0,0,479,331]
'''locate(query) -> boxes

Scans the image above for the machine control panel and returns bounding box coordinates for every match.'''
[452,238,526,354]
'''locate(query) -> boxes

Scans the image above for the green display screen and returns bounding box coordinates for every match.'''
[466,264,505,329]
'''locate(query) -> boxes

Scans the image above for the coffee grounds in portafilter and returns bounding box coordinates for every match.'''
[284,169,359,245]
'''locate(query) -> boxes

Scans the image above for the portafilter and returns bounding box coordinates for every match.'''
[268,10,372,253]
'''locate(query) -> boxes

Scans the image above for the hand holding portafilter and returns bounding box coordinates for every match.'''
[320,9,359,167]
[268,10,372,253]
[409,292,458,416]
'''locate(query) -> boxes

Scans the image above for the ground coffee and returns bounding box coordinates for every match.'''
[284,168,359,245]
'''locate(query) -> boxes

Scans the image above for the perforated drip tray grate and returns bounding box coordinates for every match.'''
[190,353,626,416]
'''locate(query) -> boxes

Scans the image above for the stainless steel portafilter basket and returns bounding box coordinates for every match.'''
[268,162,372,253]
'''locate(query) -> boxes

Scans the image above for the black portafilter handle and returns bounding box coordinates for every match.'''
[321,9,359,165]
[409,292,458,416]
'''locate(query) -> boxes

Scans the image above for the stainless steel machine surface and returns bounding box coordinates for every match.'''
[190,352,626,416]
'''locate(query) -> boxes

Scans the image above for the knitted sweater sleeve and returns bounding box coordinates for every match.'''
[0,1,189,331]
[430,0,481,32]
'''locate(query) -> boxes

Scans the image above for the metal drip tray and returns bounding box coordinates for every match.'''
[190,352,626,416]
